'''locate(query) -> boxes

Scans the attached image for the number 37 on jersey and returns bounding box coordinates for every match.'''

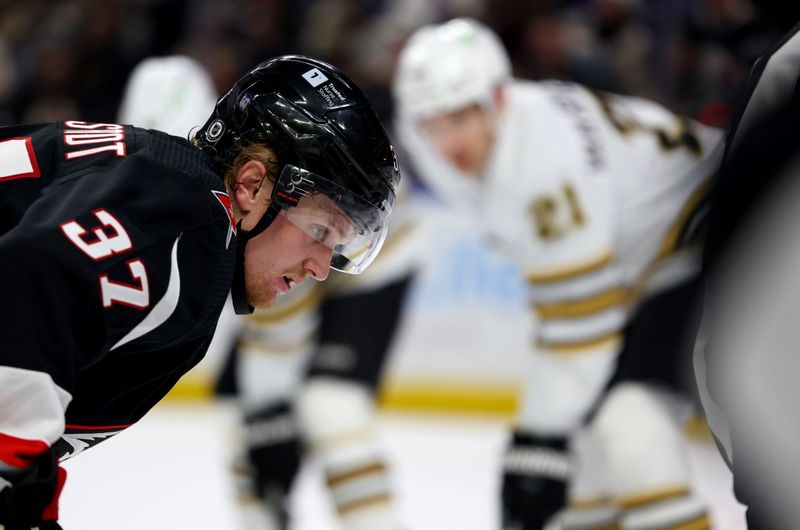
[61,209,150,310]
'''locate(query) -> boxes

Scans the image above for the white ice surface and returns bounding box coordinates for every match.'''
[59,401,745,530]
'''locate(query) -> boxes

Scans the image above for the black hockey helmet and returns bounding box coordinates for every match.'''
[195,55,400,313]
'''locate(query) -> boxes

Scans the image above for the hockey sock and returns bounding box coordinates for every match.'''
[501,431,571,530]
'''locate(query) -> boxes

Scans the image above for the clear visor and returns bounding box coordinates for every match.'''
[275,166,393,274]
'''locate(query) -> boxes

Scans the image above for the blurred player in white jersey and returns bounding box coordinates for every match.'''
[118,55,218,138]
[393,18,725,530]
[219,176,427,530]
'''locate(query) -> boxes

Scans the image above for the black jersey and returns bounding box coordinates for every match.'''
[0,121,237,472]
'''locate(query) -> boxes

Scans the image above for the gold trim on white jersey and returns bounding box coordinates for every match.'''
[527,248,614,284]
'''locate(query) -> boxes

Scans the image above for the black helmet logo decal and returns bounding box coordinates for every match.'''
[205,119,225,143]
[302,67,329,88]
[275,167,316,205]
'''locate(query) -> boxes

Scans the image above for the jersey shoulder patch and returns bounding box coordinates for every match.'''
[211,190,236,249]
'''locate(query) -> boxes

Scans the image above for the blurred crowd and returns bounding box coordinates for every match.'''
[0,0,797,129]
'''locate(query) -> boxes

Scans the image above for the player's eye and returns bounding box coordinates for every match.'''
[310,224,329,243]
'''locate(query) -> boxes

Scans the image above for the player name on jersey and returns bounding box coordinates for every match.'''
[64,120,127,160]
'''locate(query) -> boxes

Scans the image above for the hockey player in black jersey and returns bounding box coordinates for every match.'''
[0,55,400,530]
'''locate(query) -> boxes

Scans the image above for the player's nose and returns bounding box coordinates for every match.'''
[304,244,332,281]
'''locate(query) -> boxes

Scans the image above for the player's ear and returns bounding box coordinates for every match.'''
[232,160,268,215]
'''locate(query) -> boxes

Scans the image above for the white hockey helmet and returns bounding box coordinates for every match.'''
[393,18,511,119]
[117,55,217,138]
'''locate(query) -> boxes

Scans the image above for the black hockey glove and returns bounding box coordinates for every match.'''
[244,401,303,526]
[0,448,64,530]
[501,432,571,530]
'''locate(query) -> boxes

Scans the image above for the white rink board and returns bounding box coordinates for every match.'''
[380,213,531,403]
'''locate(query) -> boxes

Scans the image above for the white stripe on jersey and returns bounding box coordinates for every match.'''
[111,233,182,351]
[0,365,72,451]
[528,265,625,305]
[537,306,627,346]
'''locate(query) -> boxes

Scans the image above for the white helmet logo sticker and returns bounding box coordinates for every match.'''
[390,144,399,172]
[302,68,328,87]
[205,119,225,143]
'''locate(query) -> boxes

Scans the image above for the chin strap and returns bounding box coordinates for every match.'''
[231,202,282,315]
